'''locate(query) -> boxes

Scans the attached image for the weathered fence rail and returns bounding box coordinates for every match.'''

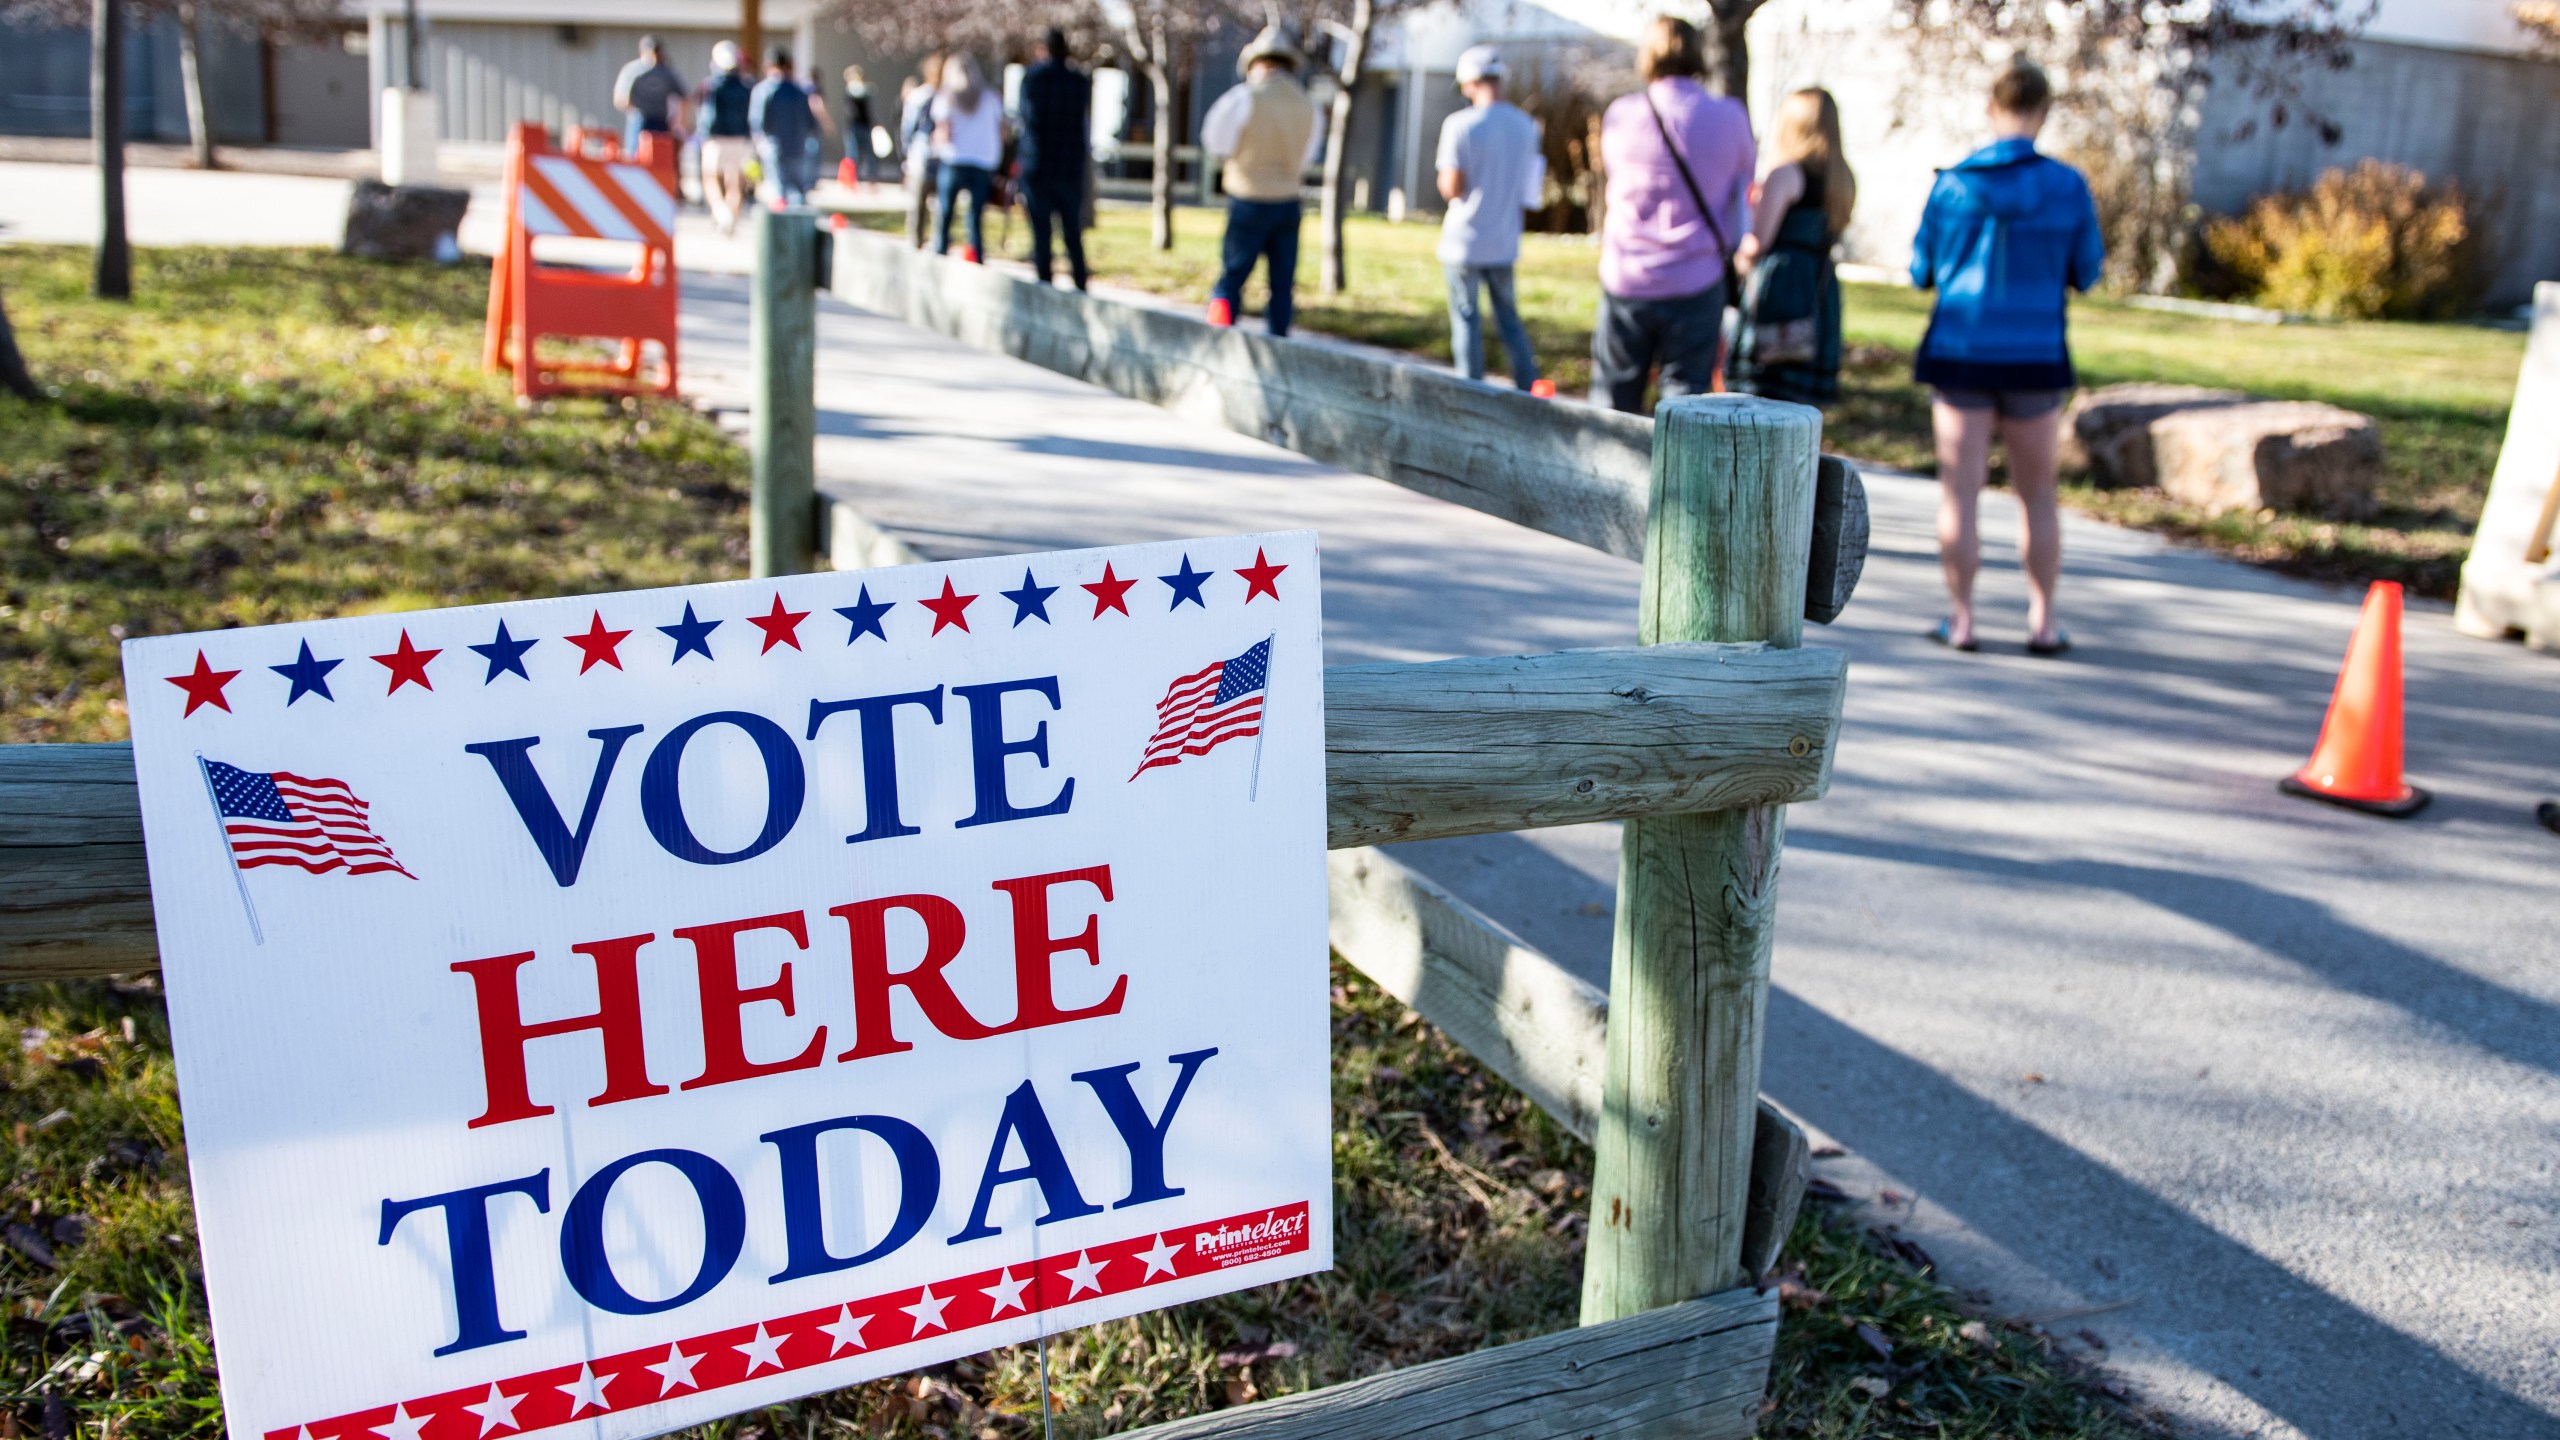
[0,641,1841,982]
[824,228,1870,626]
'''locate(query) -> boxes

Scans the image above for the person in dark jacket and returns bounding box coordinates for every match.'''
[1016,28,1093,290]
[695,42,756,234]
[1910,58,2102,657]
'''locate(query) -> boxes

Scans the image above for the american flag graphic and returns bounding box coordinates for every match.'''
[200,760,413,878]
[1132,638,1271,781]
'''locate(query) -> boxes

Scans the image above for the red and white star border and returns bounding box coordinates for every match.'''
[262,1202,1313,1440]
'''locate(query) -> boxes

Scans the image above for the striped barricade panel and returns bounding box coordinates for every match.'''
[517,154,676,249]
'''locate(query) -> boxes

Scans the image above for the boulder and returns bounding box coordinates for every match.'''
[340,181,472,262]
[2063,383,2248,489]
[2150,401,2383,519]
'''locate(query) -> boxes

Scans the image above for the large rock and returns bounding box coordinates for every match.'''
[340,181,471,262]
[2063,383,2248,489]
[2150,401,2383,518]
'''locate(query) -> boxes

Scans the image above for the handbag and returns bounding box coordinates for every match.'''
[1642,87,1740,306]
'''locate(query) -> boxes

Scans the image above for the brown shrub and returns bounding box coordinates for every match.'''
[2202,160,2488,320]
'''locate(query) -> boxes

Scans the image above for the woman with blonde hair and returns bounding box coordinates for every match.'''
[931,51,1006,261]
[1730,87,1854,404]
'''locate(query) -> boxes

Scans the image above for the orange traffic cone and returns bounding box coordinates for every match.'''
[2280,580,2430,818]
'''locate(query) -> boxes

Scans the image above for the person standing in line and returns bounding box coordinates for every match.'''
[694,42,757,234]
[842,65,877,181]
[1016,28,1094,291]
[1435,44,1546,392]
[1200,27,1321,336]
[1910,57,2102,656]
[901,54,945,248]
[1589,15,1753,414]
[750,47,832,208]
[613,35,688,156]
[933,53,1005,261]
[1729,87,1855,405]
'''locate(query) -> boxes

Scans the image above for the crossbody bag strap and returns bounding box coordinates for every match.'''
[1643,85,1733,263]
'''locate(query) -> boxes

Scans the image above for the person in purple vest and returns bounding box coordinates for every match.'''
[1589,16,1754,414]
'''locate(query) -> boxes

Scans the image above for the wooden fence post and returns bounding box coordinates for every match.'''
[1581,394,1822,1322]
[750,207,818,578]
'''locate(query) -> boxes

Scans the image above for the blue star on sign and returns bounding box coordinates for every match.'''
[468,620,538,684]
[1001,569,1059,627]
[269,640,340,705]
[1160,555,1213,611]
[659,603,720,663]
[835,586,894,644]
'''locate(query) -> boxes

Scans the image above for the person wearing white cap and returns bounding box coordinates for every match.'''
[1436,44,1546,392]
[1200,26,1322,335]
[694,42,756,234]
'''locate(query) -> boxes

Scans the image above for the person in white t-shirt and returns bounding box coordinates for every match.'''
[931,52,1007,262]
[1436,46,1546,392]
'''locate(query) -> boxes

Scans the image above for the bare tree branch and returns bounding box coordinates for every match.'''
[2515,1,2560,57]
[1889,0,2377,292]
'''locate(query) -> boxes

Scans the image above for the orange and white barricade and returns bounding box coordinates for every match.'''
[482,122,682,400]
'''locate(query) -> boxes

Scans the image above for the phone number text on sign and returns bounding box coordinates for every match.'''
[120,533,1330,1440]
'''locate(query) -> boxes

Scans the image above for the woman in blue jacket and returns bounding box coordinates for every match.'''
[1910,59,2103,655]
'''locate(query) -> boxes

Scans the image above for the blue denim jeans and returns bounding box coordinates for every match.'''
[1212,198,1303,336]
[1446,263,1540,388]
[936,162,994,256]
[758,140,818,207]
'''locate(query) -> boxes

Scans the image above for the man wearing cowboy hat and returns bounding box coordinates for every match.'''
[1201,25,1321,336]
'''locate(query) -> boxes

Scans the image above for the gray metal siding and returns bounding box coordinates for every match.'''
[407,21,788,146]
[2193,36,2560,307]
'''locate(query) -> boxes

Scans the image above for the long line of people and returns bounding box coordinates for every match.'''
[681,18,2101,653]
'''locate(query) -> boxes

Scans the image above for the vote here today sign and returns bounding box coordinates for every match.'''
[118,531,1329,1440]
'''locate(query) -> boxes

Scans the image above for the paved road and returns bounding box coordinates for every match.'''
[678,272,2560,1440]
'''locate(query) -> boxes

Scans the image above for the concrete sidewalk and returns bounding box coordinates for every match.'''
[680,270,2560,1440]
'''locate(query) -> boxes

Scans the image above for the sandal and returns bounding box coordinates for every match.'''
[2027,630,2073,657]
[1927,619,1979,653]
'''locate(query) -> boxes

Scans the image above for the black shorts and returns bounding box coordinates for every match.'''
[1932,386,2068,420]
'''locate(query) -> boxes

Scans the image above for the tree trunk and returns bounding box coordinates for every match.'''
[1707,2,1754,102]
[178,0,215,170]
[0,287,39,402]
[1584,112,1606,237]
[92,0,131,301]
[1317,0,1372,297]
[1146,54,1174,252]
[740,0,762,66]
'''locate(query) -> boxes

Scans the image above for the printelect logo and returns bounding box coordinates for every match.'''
[1195,1209,1306,1255]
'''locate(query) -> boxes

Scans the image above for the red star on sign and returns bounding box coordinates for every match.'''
[566,611,632,674]
[921,578,978,635]
[1236,549,1287,603]
[371,630,442,693]
[1082,562,1138,618]
[748,594,811,653]
[166,650,241,717]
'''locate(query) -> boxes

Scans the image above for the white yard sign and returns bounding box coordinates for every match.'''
[119,532,1330,1440]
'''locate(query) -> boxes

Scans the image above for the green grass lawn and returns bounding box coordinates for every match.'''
[0,246,2150,1438]
[891,203,2522,598]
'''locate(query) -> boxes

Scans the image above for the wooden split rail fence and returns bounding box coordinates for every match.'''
[0,219,1864,1439]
